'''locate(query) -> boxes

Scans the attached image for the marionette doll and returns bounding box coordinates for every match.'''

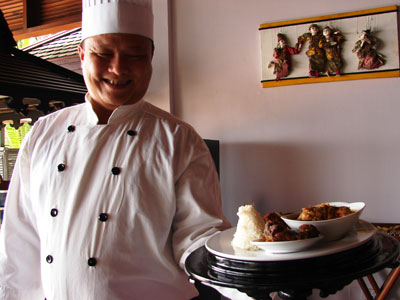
[297,24,325,77]
[352,29,385,70]
[319,26,344,76]
[268,33,299,80]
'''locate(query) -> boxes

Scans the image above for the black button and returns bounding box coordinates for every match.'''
[46,255,53,264]
[111,167,121,175]
[98,213,108,222]
[127,130,137,136]
[57,164,66,172]
[88,257,97,267]
[50,209,58,217]
[67,125,76,132]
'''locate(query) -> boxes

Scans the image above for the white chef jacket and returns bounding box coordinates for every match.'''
[0,98,231,300]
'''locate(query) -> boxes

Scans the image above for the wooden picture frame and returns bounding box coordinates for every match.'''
[259,6,400,88]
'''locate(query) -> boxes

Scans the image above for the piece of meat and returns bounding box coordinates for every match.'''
[272,229,298,241]
[263,212,298,241]
[298,224,319,239]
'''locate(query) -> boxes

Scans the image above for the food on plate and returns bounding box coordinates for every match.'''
[282,202,365,241]
[298,224,320,239]
[231,205,321,250]
[264,212,319,241]
[297,203,353,221]
[263,212,297,241]
[231,205,265,250]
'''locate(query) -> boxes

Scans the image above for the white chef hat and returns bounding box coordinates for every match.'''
[81,0,153,41]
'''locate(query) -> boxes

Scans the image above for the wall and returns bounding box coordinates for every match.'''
[167,0,400,299]
[146,0,171,112]
[169,0,400,224]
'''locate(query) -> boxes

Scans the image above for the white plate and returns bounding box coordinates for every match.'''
[205,220,376,261]
[251,235,324,253]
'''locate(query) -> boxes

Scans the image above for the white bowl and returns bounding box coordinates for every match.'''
[281,202,365,242]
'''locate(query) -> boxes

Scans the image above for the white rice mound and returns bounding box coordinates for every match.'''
[231,204,265,250]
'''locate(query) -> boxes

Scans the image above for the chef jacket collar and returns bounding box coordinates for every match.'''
[85,94,145,125]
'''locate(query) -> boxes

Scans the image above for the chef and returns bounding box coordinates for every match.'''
[0,0,230,299]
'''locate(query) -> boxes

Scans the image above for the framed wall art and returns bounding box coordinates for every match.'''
[259,6,400,88]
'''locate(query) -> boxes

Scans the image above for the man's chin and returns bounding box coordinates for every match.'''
[105,96,142,107]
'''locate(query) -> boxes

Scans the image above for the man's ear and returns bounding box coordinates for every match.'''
[78,45,85,62]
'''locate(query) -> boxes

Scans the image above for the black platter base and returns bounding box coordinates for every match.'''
[185,232,400,300]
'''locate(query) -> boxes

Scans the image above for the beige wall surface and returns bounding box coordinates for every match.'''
[169,0,400,223]
[146,0,171,112]
[167,1,400,298]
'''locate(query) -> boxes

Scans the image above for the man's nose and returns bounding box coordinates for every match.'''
[108,55,127,75]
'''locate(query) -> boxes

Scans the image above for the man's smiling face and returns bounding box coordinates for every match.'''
[78,33,153,111]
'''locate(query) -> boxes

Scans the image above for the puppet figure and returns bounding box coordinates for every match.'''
[320,26,344,76]
[352,29,385,70]
[297,24,325,77]
[268,33,299,80]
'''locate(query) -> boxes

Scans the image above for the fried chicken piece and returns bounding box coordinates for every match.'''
[263,212,298,242]
[264,212,286,225]
[298,224,319,239]
[272,228,298,241]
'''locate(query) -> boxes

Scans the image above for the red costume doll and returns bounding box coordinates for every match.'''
[268,33,299,80]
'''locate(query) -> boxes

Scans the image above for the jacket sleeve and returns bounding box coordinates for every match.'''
[171,131,231,269]
[0,130,45,299]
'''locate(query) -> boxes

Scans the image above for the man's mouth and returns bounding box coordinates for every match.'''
[103,79,131,86]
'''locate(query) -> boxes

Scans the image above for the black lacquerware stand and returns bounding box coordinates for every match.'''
[185,232,400,300]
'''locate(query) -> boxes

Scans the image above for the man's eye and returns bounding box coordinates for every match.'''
[128,54,146,59]
[90,50,112,58]
[97,52,112,57]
